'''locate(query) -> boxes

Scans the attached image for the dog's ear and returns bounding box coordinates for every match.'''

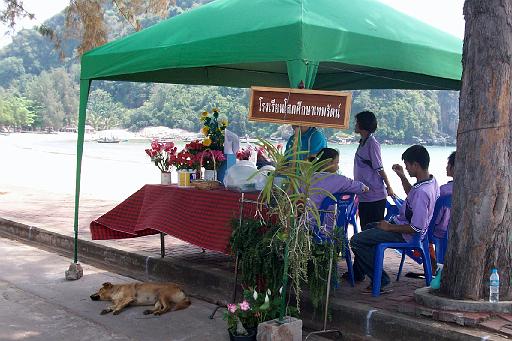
[102,282,113,288]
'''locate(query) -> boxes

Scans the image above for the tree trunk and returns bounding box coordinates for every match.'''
[441,0,512,300]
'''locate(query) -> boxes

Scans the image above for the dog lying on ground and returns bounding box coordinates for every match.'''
[90,282,191,316]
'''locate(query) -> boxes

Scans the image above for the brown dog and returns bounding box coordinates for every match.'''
[90,282,191,316]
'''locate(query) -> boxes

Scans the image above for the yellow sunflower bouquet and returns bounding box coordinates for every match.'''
[200,108,227,151]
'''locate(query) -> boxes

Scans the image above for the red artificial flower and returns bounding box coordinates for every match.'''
[163,142,174,151]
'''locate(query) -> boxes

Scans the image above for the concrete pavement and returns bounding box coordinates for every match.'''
[0,236,230,341]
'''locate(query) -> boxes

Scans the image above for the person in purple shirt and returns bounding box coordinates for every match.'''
[308,148,368,232]
[353,111,395,230]
[350,145,439,293]
[432,151,455,239]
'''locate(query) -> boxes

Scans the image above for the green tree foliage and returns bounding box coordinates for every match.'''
[0,90,35,128]
[0,56,25,88]
[125,84,276,137]
[86,89,125,130]
[0,0,459,142]
[23,68,78,130]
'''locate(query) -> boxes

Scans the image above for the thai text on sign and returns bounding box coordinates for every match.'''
[248,86,352,129]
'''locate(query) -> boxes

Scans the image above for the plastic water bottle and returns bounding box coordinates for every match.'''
[489,268,500,303]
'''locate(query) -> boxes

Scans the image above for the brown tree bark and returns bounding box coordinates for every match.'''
[440,0,512,300]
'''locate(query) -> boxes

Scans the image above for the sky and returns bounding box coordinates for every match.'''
[0,0,465,49]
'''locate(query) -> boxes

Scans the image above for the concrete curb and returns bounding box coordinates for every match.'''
[415,287,512,313]
[0,217,502,341]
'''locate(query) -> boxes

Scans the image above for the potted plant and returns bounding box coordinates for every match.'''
[224,289,282,341]
[255,139,335,320]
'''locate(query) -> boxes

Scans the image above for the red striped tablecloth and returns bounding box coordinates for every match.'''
[90,184,259,254]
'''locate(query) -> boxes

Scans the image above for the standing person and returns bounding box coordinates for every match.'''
[285,125,327,160]
[350,145,439,293]
[353,111,394,230]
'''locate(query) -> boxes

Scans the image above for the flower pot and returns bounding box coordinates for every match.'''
[203,169,217,181]
[161,172,172,185]
[257,317,302,341]
[228,329,256,341]
[177,170,191,187]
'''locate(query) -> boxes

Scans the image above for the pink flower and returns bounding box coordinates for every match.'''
[277,143,283,150]
[163,142,174,151]
[239,300,250,311]
[151,139,162,151]
[227,304,237,313]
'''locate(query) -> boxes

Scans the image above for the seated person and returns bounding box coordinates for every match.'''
[432,151,455,239]
[285,125,327,160]
[308,148,368,233]
[350,145,440,293]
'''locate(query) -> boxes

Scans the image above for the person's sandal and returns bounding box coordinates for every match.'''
[361,284,393,295]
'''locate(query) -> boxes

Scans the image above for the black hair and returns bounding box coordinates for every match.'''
[313,147,339,165]
[448,151,456,167]
[355,111,378,133]
[402,145,430,170]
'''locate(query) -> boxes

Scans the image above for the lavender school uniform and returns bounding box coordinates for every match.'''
[309,172,366,231]
[432,181,453,238]
[390,176,440,242]
[353,134,387,202]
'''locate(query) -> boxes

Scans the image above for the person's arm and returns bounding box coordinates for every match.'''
[369,139,394,196]
[392,164,412,194]
[313,174,369,196]
[380,191,431,235]
[376,220,415,234]
[378,169,394,197]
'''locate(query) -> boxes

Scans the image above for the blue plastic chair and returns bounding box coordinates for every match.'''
[372,233,432,296]
[427,195,452,264]
[314,192,356,287]
[384,196,404,221]
[372,195,437,297]
[346,196,359,234]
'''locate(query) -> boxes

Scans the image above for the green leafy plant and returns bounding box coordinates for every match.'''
[254,138,338,319]
[230,218,284,294]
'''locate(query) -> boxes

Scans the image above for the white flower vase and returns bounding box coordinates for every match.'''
[203,169,217,181]
[161,172,172,185]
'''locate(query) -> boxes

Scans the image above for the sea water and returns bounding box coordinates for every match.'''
[0,133,455,202]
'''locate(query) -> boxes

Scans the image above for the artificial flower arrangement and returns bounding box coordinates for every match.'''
[145,109,228,175]
[223,288,282,337]
[200,108,227,151]
[168,150,195,170]
[145,139,177,172]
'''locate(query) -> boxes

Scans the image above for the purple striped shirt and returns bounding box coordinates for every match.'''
[309,172,366,231]
[391,176,440,242]
[433,181,453,238]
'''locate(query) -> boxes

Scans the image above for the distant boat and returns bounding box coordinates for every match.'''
[97,137,121,143]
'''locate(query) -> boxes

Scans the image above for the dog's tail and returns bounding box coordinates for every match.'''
[175,297,191,311]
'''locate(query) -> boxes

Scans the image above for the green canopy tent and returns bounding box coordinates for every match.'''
[72,0,462,266]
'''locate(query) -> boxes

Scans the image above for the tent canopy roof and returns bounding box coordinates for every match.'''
[81,0,462,90]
